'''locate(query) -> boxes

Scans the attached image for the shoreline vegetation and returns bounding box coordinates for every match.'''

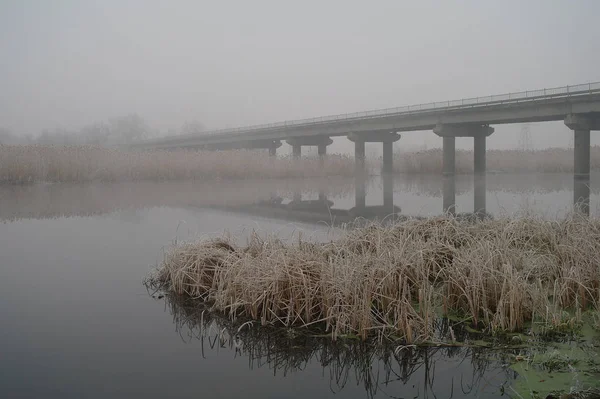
[2,145,600,184]
[145,214,600,344]
[0,145,355,183]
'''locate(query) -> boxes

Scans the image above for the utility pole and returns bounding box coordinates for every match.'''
[518,123,533,151]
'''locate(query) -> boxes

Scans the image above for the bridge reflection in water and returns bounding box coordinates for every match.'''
[217,171,504,226]
[0,172,593,223]
[216,174,402,227]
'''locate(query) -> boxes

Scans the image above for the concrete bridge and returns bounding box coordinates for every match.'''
[134,82,600,213]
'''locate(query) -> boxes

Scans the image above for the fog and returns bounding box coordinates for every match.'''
[2,0,600,153]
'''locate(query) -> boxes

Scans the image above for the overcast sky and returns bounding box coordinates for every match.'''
[1,0,600,151]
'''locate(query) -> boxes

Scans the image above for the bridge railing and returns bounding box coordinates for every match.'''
[146,82,600,144]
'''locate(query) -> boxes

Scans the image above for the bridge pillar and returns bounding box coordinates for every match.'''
[382,141,394,174]
[317,143,327,157]
[286,137,332,160]
[564,114,600,214]
[292,145,301,159]
[318,143,327,167]
[442,137,456,176]
[354,140,366,173]
[268,145,277,157]
[348,132,400,175]
[382,173,394,211]
[473,134,487,216]
[434,124,494,215]
[474,135,486,176]
[442,175,456,214]
[355,174,366,210]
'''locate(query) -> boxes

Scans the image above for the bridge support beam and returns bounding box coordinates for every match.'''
[348,132,401,175]
[564,114,600,214]
[286,136,333,160]
[434,124,494,215]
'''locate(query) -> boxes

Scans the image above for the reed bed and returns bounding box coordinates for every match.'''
[394,147,600,174]
[0,145,355,183]
[147,215,600,343]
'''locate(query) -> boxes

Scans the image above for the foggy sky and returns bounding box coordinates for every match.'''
[2,0,600,152]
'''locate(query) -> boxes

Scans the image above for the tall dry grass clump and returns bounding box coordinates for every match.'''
[0,145,355,183]
[147,215,600,343]
[394,147,600,174]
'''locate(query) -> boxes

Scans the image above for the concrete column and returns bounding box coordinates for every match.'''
[292,145,301,159]
[435,124,493,216]
[318,143,327,157]
[474,135,486,176]
[355,140,366,174]
[573,130,590,215]
[382,141,393,174]
[565,115,599,214]
[442,175,456,214]
[355,174,366,210]
[442,136,456,176]
[382,173,394,211]
[318,143,326,167]
[474,174,486,218]
[574,129,591,179]
[473,135,486,217]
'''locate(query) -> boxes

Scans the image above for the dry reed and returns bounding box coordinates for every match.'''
[147,215,600,343]
[394,147,600,174]
[0,145,354,183]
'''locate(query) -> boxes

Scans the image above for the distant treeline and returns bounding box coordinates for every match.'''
[0,115,205,146]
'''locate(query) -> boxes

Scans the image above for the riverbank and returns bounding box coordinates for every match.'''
[146,215,600,343]
[0,145,355,183]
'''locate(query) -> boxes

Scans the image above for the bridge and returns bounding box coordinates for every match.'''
[134,82,600,213]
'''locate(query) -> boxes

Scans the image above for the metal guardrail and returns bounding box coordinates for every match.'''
[146,82,600,144]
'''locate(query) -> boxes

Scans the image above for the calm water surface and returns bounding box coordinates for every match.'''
[1,173,597,398]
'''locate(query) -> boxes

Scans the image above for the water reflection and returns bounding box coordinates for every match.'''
[474,174,486,217]
[0,173,597,222]
[442,176,456,214]
[574,177,591,215]
[163,295,511,399]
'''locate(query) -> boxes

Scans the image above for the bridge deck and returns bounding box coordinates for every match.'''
[135,82,600,149]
